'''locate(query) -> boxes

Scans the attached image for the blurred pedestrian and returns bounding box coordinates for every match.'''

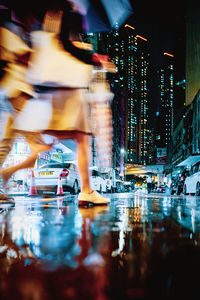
[0,0,115,205]
[0,6,52,200]
[41,1,114,205]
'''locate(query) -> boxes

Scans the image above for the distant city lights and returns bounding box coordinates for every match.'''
[164,52,174,57]
[136,35,147,41]
[125,24,135,30]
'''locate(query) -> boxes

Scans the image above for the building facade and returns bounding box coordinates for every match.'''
[84,24,155,169]
[83,29,124,171]
[155,52,174,165]
[118,26,152,165]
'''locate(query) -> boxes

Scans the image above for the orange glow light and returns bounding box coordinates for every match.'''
[125,24,135,30]
[164,52,174,57]
[136,35,147,41]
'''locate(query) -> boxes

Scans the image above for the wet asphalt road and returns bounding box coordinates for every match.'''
[0,191,200,300]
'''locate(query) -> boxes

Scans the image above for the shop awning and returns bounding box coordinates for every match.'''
[177,155,200,167]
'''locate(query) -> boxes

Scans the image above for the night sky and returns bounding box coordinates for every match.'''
[129,0,185,58]
[127,0,186,123]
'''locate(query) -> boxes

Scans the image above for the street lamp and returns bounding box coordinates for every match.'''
[120,148,125,179]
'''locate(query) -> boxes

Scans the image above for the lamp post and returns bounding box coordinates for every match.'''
[120,148,125,180]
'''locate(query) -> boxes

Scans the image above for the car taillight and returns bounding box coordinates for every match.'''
[60,169,69,177]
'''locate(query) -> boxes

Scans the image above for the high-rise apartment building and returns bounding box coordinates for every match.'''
[119,26,151,165]
[83,30,123,170]
[155,52,174,165]
[83,23,152,168]
[157,53,174,147]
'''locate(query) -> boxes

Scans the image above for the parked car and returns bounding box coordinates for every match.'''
[171,178,184,195]
[155,185,167,193]
[26,162,80,194]
[90,169,107,193]
[183,161,200,195]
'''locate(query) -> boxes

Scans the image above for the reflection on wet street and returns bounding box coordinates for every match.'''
[1,192,200,299]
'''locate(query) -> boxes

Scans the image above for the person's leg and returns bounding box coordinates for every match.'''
[42,130,110,204]
[43,130,92,193]
[0,93,49,186]
[75,132,92,194]
[0,93,30,169]
[0,152,38,186]
[0,132,53,186]
[75,132,110,205]
[0,115,16,168]
[0,94,30,196]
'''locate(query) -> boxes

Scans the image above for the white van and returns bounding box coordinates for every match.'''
[183,161,200,195]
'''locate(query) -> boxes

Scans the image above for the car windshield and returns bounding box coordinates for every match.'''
[39,163,70,169]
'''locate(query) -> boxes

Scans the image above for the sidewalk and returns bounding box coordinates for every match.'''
[7,190,71,197]
[7,190,29,196]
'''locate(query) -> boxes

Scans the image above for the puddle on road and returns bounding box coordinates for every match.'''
[0,194,200,299]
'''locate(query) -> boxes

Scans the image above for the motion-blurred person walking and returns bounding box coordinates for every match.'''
[0,6,52,200]
[0,0,115,205]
